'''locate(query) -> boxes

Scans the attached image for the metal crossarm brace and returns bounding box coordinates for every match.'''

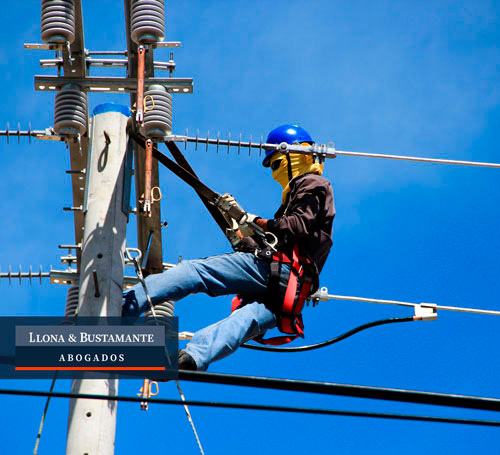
[35,76,193,94]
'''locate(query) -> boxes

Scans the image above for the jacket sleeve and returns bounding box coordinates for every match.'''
[266,176,324,239]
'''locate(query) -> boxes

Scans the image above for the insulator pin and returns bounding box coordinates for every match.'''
[130,0,166,44]
[142,85,172,137]
[54,84,88,135]
[41,0,76,45]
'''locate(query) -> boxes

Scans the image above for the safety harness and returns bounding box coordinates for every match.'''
[232,243,318,346]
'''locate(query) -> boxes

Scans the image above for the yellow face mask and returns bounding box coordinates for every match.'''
[270,143,324,204]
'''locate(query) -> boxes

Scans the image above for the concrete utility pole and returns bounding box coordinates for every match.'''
[66,103,130,455]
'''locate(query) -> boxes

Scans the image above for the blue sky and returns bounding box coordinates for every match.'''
[1,0,500,453]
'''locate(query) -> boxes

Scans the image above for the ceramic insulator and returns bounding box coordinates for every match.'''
[142,85,172,137]
[54,84,88,135]
[41,0,76,44]
[130,0,165,44]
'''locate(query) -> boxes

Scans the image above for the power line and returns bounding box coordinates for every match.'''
[177,371,500,412]
[2,369,498,412]
[33,373,57,455]
[173,132,500,169]
[334,149,500,168]
[311,289,500,316]
[241,316,415,352]
[0,388,499,428]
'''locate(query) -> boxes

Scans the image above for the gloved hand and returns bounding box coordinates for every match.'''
[216,193,246,222]
[218,207,239,230]
[238,213,261,237]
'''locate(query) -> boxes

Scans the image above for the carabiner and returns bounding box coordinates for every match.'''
[125,247,142,263]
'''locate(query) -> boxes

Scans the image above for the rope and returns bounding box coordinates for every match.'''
[241,316,415,352]
[3,388,499,427]
[33,373,58,455]
[127,249,205,455]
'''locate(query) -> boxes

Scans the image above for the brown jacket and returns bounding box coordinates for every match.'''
[242,173,335,274]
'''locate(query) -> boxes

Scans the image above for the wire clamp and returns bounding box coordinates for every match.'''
[309,286,329,304]
[414,303,438,321]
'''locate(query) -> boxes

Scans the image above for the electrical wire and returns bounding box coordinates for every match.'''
[241,316,415,352]
[333,149,500,168]
[175,380,205,455]
[312,290,500,316]
[1,388,499,428]
[177,371,500,412]
[32,373,58,455]
[3,368,498,412]
[178,133,500,169]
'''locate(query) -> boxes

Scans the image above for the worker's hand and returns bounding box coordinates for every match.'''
[216,193,246,222]
[238,222,255,237]
[218,208,239,230]
[240,212,260,225]
[238,213,261,237]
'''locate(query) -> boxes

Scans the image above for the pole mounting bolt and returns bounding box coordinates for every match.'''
[278,142,289,152]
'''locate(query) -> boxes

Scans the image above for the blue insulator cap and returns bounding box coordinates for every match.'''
[92,102,131,117]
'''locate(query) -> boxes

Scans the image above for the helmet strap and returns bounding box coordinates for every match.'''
[286,152,293,182]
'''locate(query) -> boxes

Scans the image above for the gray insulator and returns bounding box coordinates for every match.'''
[144,300,175,320]
[65,285,79,317]
[54,84,88,135]
[144,301,175,336]
[143,85,172,137]
[41,0,76,44]
[130,0,165,44]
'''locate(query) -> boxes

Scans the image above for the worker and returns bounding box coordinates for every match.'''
[122,124,335,371]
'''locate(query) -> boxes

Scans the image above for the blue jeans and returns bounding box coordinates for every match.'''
[122,252,277,371]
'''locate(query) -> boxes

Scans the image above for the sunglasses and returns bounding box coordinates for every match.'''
[270,159,283,171]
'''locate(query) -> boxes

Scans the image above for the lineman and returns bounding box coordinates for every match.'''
[122,124,335,371]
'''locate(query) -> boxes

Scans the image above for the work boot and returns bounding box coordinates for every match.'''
[178,349,197,371]
[147,350,196,383]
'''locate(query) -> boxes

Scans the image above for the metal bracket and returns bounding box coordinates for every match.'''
[24,43,63,51]
[153,41,181,48]
[35,76,193,94]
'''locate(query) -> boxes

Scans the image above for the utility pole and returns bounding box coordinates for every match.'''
[4,2,192,453]
[66,104,130,455]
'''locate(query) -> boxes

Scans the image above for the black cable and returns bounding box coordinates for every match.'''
[178,371,500,412]
[0,388,498,427]
[241,316,415,352]
[33,373,57,455]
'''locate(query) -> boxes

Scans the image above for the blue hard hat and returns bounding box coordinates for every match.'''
[262,124,314,167]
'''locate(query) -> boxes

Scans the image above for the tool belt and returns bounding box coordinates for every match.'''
[232,243,318,345]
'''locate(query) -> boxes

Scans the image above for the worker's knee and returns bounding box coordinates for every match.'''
[234,301,277,335]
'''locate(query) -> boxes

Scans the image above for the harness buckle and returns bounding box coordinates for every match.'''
[255,247,274,261]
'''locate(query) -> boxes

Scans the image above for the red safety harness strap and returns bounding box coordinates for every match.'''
[231,243,316,346]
